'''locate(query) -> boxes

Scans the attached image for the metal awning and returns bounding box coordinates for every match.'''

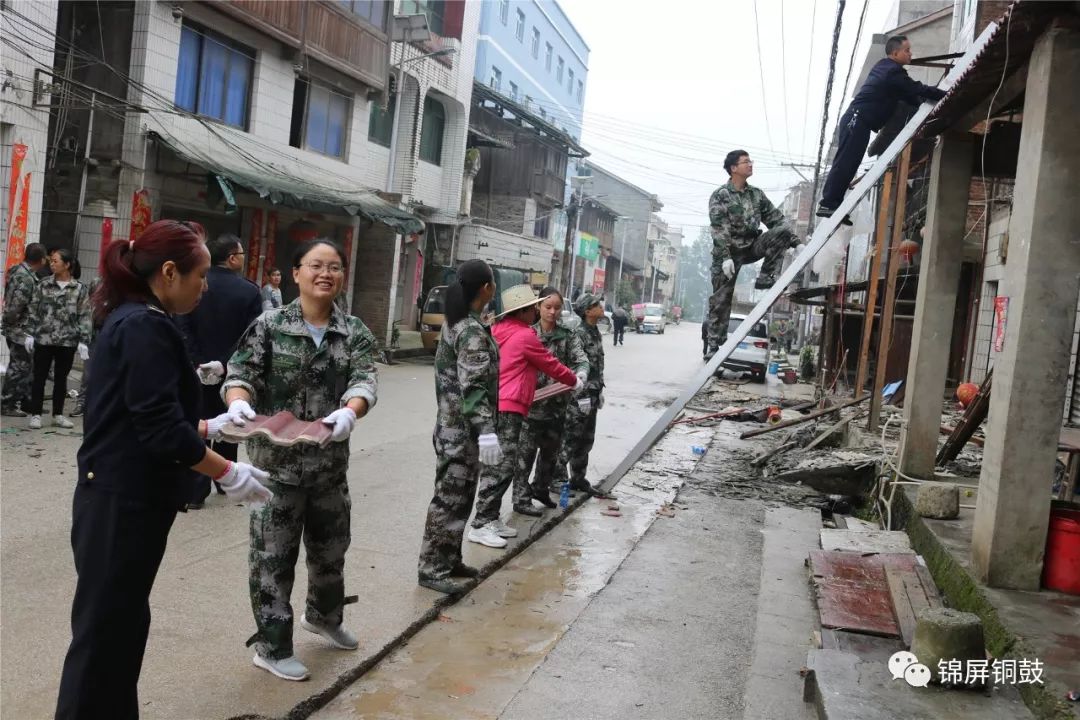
[149,131,425,235]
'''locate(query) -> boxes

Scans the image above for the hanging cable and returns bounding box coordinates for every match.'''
[752,0,778,156]
[807,0,848,235]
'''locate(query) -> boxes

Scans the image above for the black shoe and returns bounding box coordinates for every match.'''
[1,405,27,417]
[530,486,557,508]
[754,274,777,290]
[450,563,480,578]
[214,481,226,496]
[418,575,472,595]
[513,504,543,517]
[186,501,205,510]
[815,204,853,226]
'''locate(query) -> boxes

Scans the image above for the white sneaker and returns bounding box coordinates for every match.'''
[28,415,42,429]
[491,519,518,538]
[467,522,508,548]
[53,415,74,429]
[252,653,310,681]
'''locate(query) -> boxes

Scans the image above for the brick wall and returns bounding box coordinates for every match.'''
[351,222,398,346]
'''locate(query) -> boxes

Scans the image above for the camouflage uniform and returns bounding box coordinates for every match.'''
[472,410,526,524]
[1,263,39,411]
[707,180,797,351]
[76,277,103,411]
[222,299,378,661]
[555,302,605,490]
[418,313,498,582]
[519,322,588,500]
[28,276,92,416]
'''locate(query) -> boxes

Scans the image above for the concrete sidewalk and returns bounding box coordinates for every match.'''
[0,322,706,719]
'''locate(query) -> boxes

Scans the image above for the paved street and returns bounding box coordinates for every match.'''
[1,321,711,719]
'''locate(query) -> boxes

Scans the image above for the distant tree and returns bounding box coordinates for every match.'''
[615,280,636,309]
[676,228,712,322]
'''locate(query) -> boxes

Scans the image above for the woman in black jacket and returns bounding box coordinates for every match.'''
[54,220,272,720]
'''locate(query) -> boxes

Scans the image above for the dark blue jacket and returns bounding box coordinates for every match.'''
[77,301,207,509]
[175,266,263,366]
[849,58,947,131]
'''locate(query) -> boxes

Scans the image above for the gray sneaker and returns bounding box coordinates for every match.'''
[252,653,310,681]
[53,415,75,429]
[300,614,359,650]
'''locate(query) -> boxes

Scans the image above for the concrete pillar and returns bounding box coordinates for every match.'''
[898,132,973,479]
[972,27,1080,590]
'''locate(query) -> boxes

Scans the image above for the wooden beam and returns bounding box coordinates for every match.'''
[739,395,870,439]
[953,62,1030,132]
[870,144,913,432]
[854,168,896,399]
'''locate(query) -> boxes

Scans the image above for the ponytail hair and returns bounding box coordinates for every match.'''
[93,220,207,325]
[444,259,493,328]
[50,247,81,280]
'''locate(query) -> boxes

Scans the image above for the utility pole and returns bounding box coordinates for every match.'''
[560,191,580,295]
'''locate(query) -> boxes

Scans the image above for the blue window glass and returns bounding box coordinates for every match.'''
[173,22,253,129]
[304,83,350,158]
[175,26,200,111]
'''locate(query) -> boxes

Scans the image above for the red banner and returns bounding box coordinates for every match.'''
[129,189,152,242]
[413,246,424,307]
[592,268,606,294]
[100,217,113,259]
[993,296,1009,352]
[262,211,277,285]
[6,144,26,242]
[6,172,31,271]
[247,208,263,282]
[341,226,354,269]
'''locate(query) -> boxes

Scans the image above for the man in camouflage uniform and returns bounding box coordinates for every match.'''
[706,150,799,359]
[418,308,498,594]
[555,293,605,496]
[1,243,47,416]
[520,311,588,507]
[222,298,377,675]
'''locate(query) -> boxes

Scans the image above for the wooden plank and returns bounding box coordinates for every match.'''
[870,144,913,432]
[854,168,895,398]
[804,411,865,451]
[809,550,921,638]
[739,396,870,439]
[913,564,943,608]
[819,529,914,554]
[886,566,919,646]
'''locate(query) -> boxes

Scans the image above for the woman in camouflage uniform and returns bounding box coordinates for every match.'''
[222,239,378,682]
[417,260,499,595]
[519,287,588,508]
[25,248,91,429]
[555,293,607,497]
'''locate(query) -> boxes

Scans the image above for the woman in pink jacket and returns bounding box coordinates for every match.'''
[467,285,583,548]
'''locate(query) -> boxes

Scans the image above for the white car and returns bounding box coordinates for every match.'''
[638,303,667,334]
[722,314,770,381]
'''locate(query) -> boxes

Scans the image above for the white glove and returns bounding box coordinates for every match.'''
[573,371,586,393]
[77,342,90,361]
[477,432,504,466]
[598,393,605,409]
[196,361,225,385]
[205,411,233,441]
[225,398,256,426]
[215,461,273,505]
[721,259,736,280]
[24,336,34,352]
[321,407,357,445]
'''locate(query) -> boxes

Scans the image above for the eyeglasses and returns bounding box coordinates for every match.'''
[737,159,754,166]
[298,261,345,275]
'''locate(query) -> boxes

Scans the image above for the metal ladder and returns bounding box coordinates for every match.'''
[600,20,1000,491]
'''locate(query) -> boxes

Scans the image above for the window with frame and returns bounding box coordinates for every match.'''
[531,27,540,58]
[490,66,502,92]
[400,0,444,36]
[174,22,254,128]
[545,43,552,71]
[499,0,508,24]
[508,82,518,101]
[577,79,583,103]
[515,9,525,41]
[556,56,564,83]
[336,0,388,31]
[367,92,395,147]
[289,78,351,158]
[567,68,574,94]
[419,96,445,165]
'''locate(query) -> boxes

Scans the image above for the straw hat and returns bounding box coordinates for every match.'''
[497,284,543,318]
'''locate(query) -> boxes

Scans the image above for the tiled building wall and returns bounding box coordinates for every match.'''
[456,224,551,274]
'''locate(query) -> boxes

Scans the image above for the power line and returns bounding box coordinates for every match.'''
[835,0,871,138]
[808,0,848,234]
[779,0,792,158]
[801,0,819,154]
[751,0,777,155]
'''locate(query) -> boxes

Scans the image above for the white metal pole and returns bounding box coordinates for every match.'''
[568,191,581,297]
[385,65,405,193]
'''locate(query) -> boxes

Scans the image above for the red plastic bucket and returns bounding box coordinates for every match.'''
[1043,508,1080,595]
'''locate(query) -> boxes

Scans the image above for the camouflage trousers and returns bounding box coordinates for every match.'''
[519,415,566,497]
[1,337,32,410]
[555,395,599,489]
[473,411,527,526]
[418,423,481,581]
[248,473,351,660]
[707,227,795,351]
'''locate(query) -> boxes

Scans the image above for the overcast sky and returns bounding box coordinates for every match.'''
[562,0,896,240]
